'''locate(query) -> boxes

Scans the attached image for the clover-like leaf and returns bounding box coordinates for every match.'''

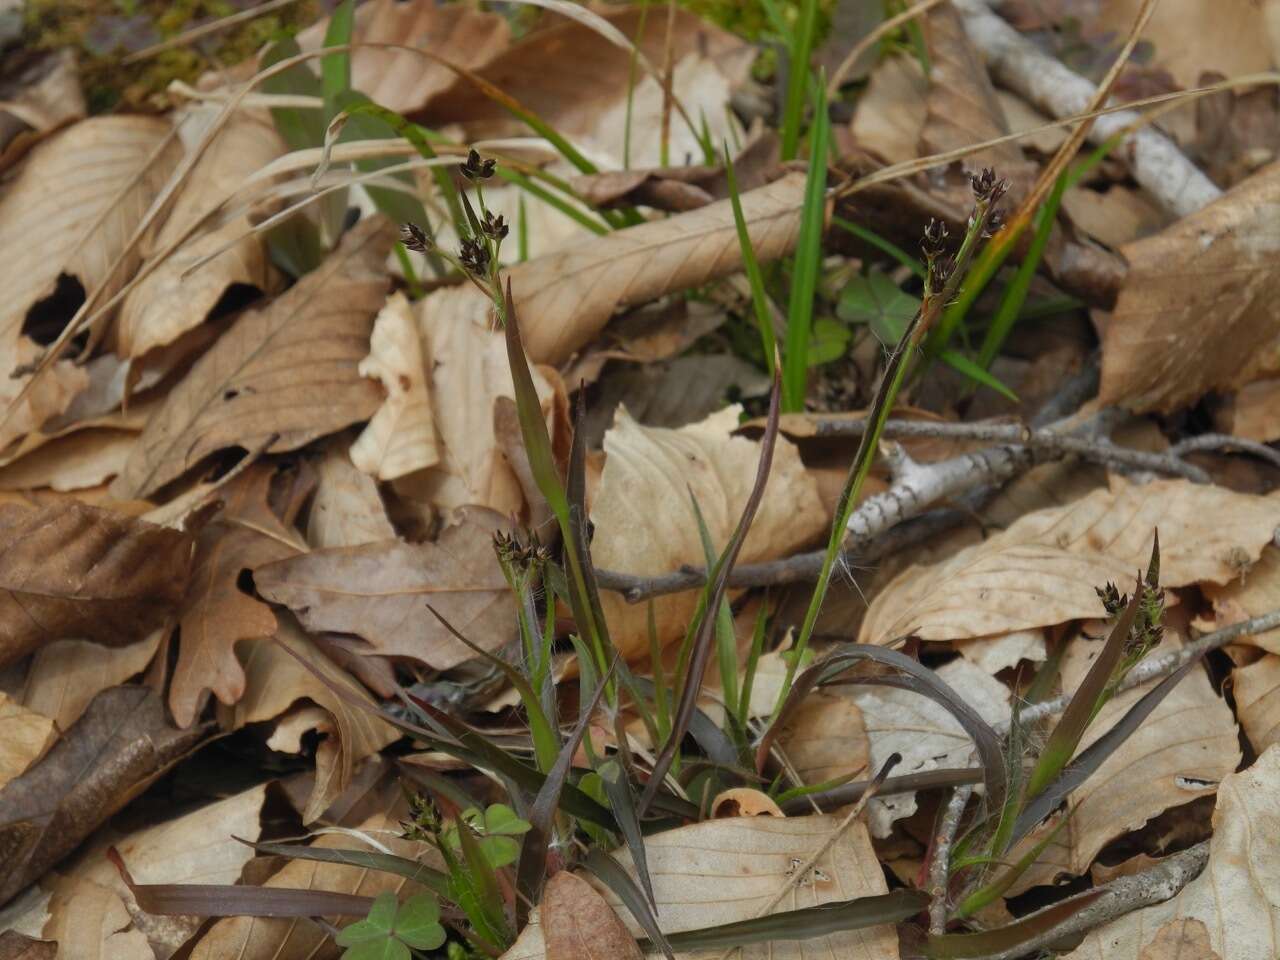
[483,803,532,837]
[393,893,446,951]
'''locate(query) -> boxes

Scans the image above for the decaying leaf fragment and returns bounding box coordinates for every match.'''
[0,500,192,667]
[590,405,825,659]
[1099,161,1280,413]
[114,216,391,499]
[541,871,643,960]
[0,686,213,904]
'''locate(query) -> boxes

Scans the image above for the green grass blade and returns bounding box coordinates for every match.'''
[782,79,829,411]
[320,0,354,117]
[780,0,820,160]
[245,842,449,898]
[725,144,777,373]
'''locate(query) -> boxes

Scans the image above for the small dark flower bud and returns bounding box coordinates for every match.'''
[921,217,949,257]
[400,222,432,253]
[459,236,491,276]
[482,210,509,241]
[1096,581,1127,616]
[461,148,497,181]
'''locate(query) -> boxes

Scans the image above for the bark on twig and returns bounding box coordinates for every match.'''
[953,0,1222,218]
[928,785,974,934]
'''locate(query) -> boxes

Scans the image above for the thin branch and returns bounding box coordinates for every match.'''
[928,785,974,934]
[1168,432,1280,469]
[972,841,1209,960]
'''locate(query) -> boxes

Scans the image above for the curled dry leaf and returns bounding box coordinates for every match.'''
[1204,545,1280,655]
[168,464,307,728]
[0,500,192,668]
[1234,654,1280,754]
[1064,744,1280,960]
[0,115,180,450]
[186,808,434,960]
[541,870,644,960]
[44,784,267,959]
[590,406,825,659]
[115,108,284,360]
[0,694,56,791]
[1008,629,1239,894]
[862,476,1280,646]
[0,49,85,172]
[306,439,395,549]
[0,686,213,904]
[502,172,808,365]
[0,428,135,492]
[255,507,514,670]
[351,292,438,481]
[502,813,900,960]
[224,621,396,822]
[298,0,509,116]
[1099,162,1280,413]
[113,215,391,500]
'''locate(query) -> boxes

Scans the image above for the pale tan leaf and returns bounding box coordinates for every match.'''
[187,808,433,960]
[1215,378,1280,444]
[1138,920,1221,960]
[255,508,513,670]
[862,476,1280,646]
[502,814,899,960]
[115,109,283,359]
[1099,163,1280,413]
[542,871,643,960]
[1234,654,1280,754]
[0,693,56,791]
[502,172,807,365]
[114,216,391,500]
[168,464,306,727]
[842,658,1010,836]
[0,502,192,669]
[850,53,927,165]
[225,621,397,822]
[0,429,134,492]
[776,693,869,788]
[1061,184,1171,250]
[1204,544,1280,655]
[307,440,395,549]
[590,406,825,659]
[407,287,562,518]
[710,788,785,819]
[299,0,509,116]
[1009,629,1240,893]
[351,293,438,481]
[954,628,1047,675]
[44,878,150,960]
[21,632,162,732]
[0,49,84,172]
[47,784,267,960]
[1064,745,1280,960]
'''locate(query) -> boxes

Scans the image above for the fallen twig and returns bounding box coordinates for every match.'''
[927,785,974,934]
[953,0,1221,218]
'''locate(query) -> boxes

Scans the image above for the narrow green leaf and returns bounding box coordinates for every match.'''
[244,841,450,898]
[780,0,820,159]
[926,889,1104,958]
[724,144,777,372]
[321,0,355,116]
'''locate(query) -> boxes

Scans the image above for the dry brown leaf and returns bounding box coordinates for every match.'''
[225,621,397,822]
[299,0,509,116]
[0,428,135,492]
[0,694,56,791]
[255,508,513,670]
[849,53,927,165]
[43,877,149,960]
[918,2,1034,200]
[46,784,267,959]
[1064,744,1280,960]
[953,628,1047,674]
[0,49,85,172]
[167,465,306,727]
[0,931,55,960]
[115,109,283,359]
[1205,545,1280,655]
[839,658,1010,836]
[710,788,785,819]
[0,501,192,668]
[187,806,433,960]
[307,439,395,549]
[405,287,562,518]
[1098,162,1280,413]
[776,693,870,788]
[1009,629,1239,893]
[20,632,162,732]
[351,293,438,481]
[0,686,213,904]
[1137,919,1222,960]
[1214,379,1280,443]
[502,813,900,960]
[114,216,391,500]
[0,115,180,450]
[1234,654,1280,754]
[590,406,825,659]
[1061,184,1171,250]
[862,476,1280,646]
[501,172,807,365]
[541,870,643,960]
